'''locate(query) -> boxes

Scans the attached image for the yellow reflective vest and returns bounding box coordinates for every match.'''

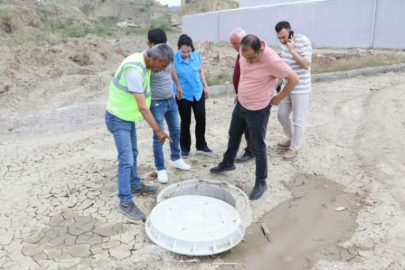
[106,53,151,122]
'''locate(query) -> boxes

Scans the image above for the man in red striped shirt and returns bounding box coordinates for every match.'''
[229,28,254,163]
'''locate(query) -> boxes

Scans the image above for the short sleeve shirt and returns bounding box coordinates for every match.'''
[173,50,203,102]
[238,42,292,111]
[281,34,312,94]
[125,69,144,94]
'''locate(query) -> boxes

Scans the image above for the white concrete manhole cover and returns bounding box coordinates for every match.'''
[145,195,246,256]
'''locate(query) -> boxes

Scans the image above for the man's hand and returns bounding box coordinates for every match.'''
[271,71,299,106]
[155,130,172,143]
[234,94,238,104]
[176,85,183,100]
[204,87,209,99]
[286,38,296,52]
[271,94,282,106]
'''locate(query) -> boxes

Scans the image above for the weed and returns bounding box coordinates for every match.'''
[151,17,171,31]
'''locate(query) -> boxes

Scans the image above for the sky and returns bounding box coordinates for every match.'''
[156,0,181,7]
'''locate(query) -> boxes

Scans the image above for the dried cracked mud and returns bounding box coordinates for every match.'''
[1,71,405,270]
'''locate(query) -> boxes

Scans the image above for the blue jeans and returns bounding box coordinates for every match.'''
[105,111,143,203]
[150,96,181,170]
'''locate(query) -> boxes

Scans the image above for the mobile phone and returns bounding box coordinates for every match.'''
[288,30,294,39]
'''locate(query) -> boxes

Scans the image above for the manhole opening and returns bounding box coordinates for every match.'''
[171,184,236,208]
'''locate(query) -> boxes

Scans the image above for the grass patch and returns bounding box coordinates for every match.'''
[151,17,171,32]
[205,69,232,86]
[312,53,405,74]
[48,23,155,38]
[50,24,116,38]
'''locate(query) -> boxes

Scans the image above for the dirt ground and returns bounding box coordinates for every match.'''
[1,21,405,269]
[1,44,405,270]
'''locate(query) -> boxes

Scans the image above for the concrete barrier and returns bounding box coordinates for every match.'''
[182,0,405,49]
[208,63,405,97]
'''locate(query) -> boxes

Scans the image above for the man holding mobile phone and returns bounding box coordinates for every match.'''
[275,21,312,160]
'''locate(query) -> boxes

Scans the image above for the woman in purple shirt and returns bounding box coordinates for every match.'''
[173,34,212,157]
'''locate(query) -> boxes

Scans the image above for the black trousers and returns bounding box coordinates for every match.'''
[243,128,253,156]
[176,92,208,152]
[222,101,271,184]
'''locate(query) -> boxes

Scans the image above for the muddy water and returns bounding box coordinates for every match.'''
[221,175,362,270]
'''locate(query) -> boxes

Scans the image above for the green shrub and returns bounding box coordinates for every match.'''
[151,17,171,31]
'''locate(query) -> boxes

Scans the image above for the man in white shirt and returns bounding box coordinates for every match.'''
[275,21,312,160]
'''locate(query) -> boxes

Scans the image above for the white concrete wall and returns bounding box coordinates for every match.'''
[181,0,404,49]
[240,0,320,8]
[373,0,405,49]
[182,12,219,43]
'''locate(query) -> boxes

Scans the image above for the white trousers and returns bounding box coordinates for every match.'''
[277,93,310,151]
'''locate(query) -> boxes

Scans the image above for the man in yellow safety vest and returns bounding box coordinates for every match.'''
[105,44,173,220]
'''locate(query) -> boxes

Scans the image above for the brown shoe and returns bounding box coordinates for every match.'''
[283,149,299,160]
[277,140,291,148]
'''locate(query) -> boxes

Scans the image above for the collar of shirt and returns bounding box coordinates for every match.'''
[178,51,195,64]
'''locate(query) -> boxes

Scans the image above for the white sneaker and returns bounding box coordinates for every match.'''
[157,170,168,184]
[169,158,191,171]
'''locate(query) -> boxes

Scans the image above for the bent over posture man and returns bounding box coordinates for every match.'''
[210,35,299,200]
[105,44,173,219]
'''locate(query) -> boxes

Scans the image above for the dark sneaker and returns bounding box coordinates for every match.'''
[181,151,189,158]
[210,163,236,174]
[249,182,268,200]
[235,153,255,163]
[196,146,213,155]
[118,202,146,220]
[131,184,157,196]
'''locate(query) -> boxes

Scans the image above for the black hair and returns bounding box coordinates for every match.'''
[148,29,167,45]
[177,34,195,52]
[241,34,261,53]
[275,21,291,33]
